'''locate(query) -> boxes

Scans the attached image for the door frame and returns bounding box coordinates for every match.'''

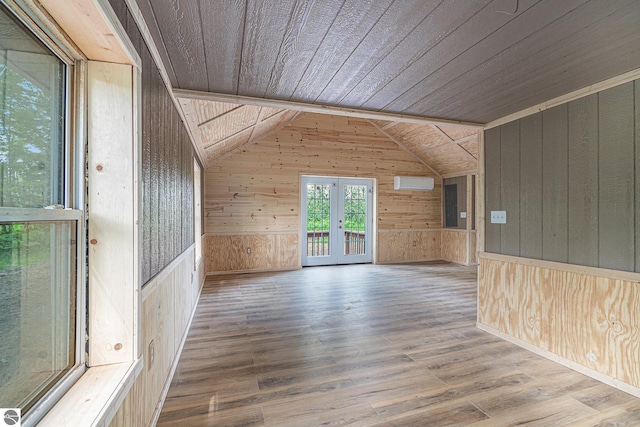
[300,175,375,266]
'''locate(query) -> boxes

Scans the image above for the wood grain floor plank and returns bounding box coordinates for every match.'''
[158,263,640,426]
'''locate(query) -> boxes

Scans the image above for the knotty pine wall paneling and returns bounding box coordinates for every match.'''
[205,114,443,272]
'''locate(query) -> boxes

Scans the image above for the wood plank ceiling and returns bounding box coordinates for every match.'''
[136,0,640,170]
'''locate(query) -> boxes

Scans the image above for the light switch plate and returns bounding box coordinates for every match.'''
[491,210,507,224]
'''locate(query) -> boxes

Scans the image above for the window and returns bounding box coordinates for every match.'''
[0,4,83,424]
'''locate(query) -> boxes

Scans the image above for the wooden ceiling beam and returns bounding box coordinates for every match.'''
[174,89,483,130]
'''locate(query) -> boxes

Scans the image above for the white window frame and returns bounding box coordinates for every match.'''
[0,2,87,425]
[2,1,145,426]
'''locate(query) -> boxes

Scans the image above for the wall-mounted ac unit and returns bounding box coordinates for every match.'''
[394,176,435,191]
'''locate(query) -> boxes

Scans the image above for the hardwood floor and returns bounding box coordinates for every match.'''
[157,262,640,426]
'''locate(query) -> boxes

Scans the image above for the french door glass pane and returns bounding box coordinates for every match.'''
[0,220,76,412]
[306,183,331,256]
[343,185,366,255]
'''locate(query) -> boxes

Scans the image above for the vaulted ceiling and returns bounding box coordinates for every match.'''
[135,0,640,171]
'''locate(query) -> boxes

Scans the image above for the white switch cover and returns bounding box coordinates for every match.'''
[491,210,507,224]
[460,212,467,218]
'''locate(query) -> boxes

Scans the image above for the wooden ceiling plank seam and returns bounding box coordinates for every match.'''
[264,0,333,99]
[377,0,544,113]
[147,0,208,90]
[200,106,261,147]
[208,110,302,167]
[436,124,478,140]
[197,104,245,128]
[192,99,239,125]
[485,66,640,129]
[128,0,177,83]
[283,1,344,101]
[198,0,246,93]
[260,0,307,96]
[458,139,479,157]
[431,124,455,143]
[173,88,483,129]
[289,0,394,102]
[446,8,640,122]
[309,0,397,103]
[366,119,442,179]
[316,0,439,106]
[245,105,270,145]
[258,107,286,122]
[238,0,298,97]
[341,1,491,108]
[123,0,205,165]
[409,0,629,120]
[455,140,480,162]
[204,125,253,151]
[441,130,478,143]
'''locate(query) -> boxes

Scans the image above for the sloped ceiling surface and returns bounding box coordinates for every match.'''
[140,0,639,170]
[139,0,640,124]
[179,98,300,166]
[181,97,477,175]
[369,119,478,176]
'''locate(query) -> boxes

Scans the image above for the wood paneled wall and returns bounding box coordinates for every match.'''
[205,113,442,272]
[478,253,640,393]
[484,79,640,272]
[105,2,204,426]
[441,229,468,265]
[377,230,441,264]
[109,246,203,427]
[109,0,196,284]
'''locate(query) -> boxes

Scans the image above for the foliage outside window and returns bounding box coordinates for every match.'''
[0,4,81,423]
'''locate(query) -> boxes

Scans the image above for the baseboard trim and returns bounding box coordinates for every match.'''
[476,322,640,399]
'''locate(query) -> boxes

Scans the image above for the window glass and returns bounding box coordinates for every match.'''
[0,4,78,420]
[0,220,76,412]
[0,6,65,208]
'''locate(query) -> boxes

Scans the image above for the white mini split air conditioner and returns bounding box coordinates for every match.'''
[393,176,435,191]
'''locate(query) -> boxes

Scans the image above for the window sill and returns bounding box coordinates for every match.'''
[38,358,143,427]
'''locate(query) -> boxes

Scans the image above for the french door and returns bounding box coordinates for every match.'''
[301,176,373,266]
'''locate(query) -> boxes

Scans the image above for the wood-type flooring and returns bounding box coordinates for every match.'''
[158,262,640,426]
